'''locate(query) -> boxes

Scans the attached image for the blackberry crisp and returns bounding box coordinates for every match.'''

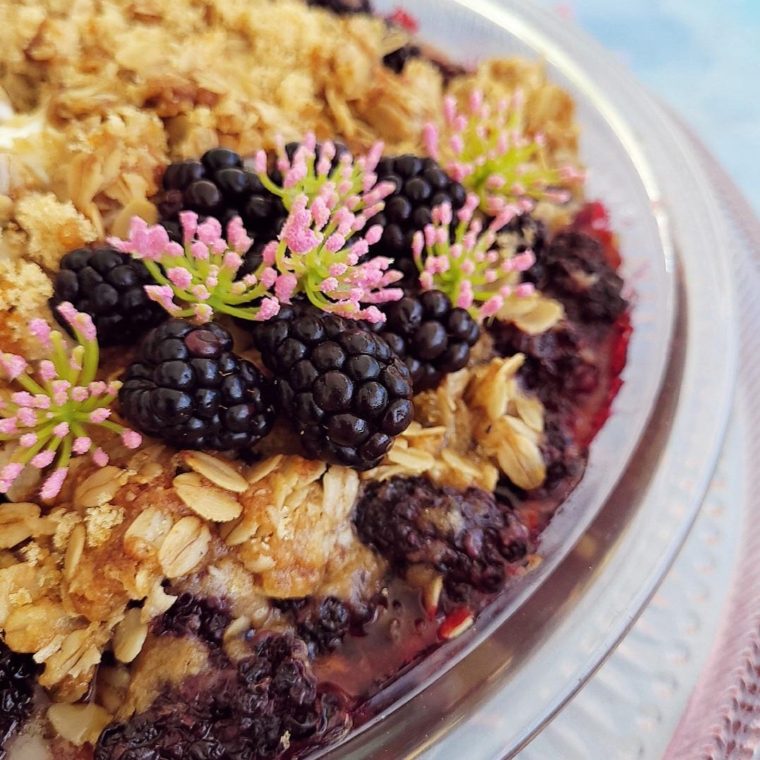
[526,230,627,323]
[368,155,467,279]
[252,303,414,469]
[95,632,351,760]
[377,289,480,391]
[119,319,275,450]
[0,640,36,760]
[355,476,531,601]
[51,246,166,347]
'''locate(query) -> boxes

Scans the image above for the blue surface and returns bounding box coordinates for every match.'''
[538,0,760,213]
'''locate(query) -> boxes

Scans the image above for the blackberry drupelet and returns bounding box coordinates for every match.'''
[119,319,275,451]
[355,476,531,601]
[377,289,480,392]
[0,640,36,760]
[306,0,372,13]
[497,212,547,259]
[252,304,414,470]
[158,147,287,271]
[94,632,351,760]
[368,155,467,278]
[274,596,375,657]
[382,44,421,74]
[51,246,166,347]
[152,594,232,649]
[526,230,627,323]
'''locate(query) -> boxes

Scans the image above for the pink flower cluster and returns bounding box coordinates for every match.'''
[112,187,403,324]
[0,305,141,500]
[255,133,386,214]
[423,89,584,215]
[110,213,277,323]
[413,194,537,322]
[261,187,403,322]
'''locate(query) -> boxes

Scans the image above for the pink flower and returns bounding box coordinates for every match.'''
[121,430,142,449]
[53,422,70,438]
[92,448,109,467]
[31,450,55,469]
[275,273,297,302]
[179,211,199,243]
[40,468,68,500]
[0,354,28,381]
[168,267,193,290]
[73,436,92,455]
[256,298,281,321]
[90,408,111,424]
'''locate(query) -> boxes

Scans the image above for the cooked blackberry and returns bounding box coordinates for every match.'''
[158,147,287,269]
[377,289,480,391]
[275,596,375,657]
[355,476,531,600]
[368,155,467,278]
[490,320,599,411]
[497,212,547,258]
[0,640,36,760]
[51,246,166,347]
[252,303,414,470]
[153,594,232,649]
[526,230,627,323]
[95,632,351,760]
[383,44,422,74]
[119,319,275,451]
[306,0,372,13]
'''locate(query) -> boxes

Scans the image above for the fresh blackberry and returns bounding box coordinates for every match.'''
[377,289,480,391]
[152,594,232,649]
[526,230,627,323]
[275,596,375,657]
[51,246,166,347]
[355,476,531,600]
[119,319,275,451]
[368,155,467,279]
[0,640,36,760]
[252,303,414,469]
[95,632,351,760]
[383,44,422,74]
[306,0,372,13]
[158,147,287,270]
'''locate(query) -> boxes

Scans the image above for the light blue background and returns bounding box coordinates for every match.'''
[537,0,760,213]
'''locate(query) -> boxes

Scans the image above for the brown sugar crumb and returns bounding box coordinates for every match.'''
[13,191,96,269]
[0,257,53,357]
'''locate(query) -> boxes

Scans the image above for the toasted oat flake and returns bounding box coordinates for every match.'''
[113,608,149,664]
[182,451,249,493]
[158,516,211,579]
[63,523,86,581]
[173,472,243,522]
[47,703,112,747]
[75,466,127,509]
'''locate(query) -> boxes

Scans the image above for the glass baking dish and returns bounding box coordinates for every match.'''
[0,2,735,758]
[316,0,737,756]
